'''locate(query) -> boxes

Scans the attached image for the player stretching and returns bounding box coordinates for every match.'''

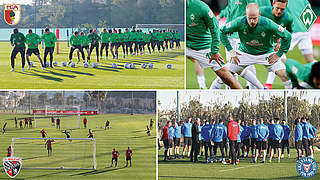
[125,147,133,167]
[88,129,94,138]
[68,31,85,65]
[40,129,47,139]
[105,120,111,130]
[41,28,57,68]
[25,29,43,70]
[7,146,12,157]
[78,32,91,63]
[110,148,120,168]
[10,28,26,72]
[62,130,72,142]
[88,29,101,62]
[45,139,55,156]
[2,122,7,134]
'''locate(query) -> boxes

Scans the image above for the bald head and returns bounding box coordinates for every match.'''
[246,3,260,28]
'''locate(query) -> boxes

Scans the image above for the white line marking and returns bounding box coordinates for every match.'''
[218,164,264,172]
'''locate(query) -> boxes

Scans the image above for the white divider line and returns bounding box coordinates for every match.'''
[218,164,264,172]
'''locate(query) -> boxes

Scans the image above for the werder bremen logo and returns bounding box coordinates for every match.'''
[299,4,317,31]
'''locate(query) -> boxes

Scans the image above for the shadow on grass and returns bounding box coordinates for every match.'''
[54,68,94,76]
[69,166,126,176]
[32,69,77,79]
[158,176,305,179]
[15,71,63,82]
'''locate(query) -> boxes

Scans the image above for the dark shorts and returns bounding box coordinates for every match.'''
[47,146,52,151]
[44,47,54,54]
[272,139,281,148]
[257,141,267,150]
[26,48,40,56]
[184,137,192,146]
[251,138,257,147]
[67,135,70,138]
[174,138,180,147]
[163,139,169,149]
[282,139,289,147]
[169,139,173,148]
[310,138,314,146]
[295,140,303,149]
[126,156,131,161]
[42,134,46,138]
[112,157,118,161]
[243,139,250,146]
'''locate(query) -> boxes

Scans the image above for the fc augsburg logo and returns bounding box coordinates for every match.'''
[4,4,21,25]
[299,4,317,31]
[3,157,22,178]
[296,157,318,178]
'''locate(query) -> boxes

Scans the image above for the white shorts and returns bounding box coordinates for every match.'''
[225,38,240,63]
[186,47,223,71]
[289,32,313,55]
[226,51,286,73]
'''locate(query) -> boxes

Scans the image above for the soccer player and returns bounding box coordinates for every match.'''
[24,118,28,128]
[78,32,91,63]
[201,120,213,163]
[131,27,139,55]
[110,148,120,168]
[294,118,303,160]
[269,118,284,163]
[151,29,157,52]
[146,125,151,136]
[181,117,192,158]
[40,129,47,139]
[29,118,32,128]
[88,129,94,138]
[281,120,291,158]
[110,30,119,59]
[173,122,182,159]
[14,117,17,128]
[307,119,317,158]
[252,118,269,163]
[168,124,174,158]
[10,28,26,72]
[25,29,43,70]
[145,32,152,54]
[250,119,259,157]
[105,119,110,130]
[285,59,320,89]
[56,118,60,129]
[267,119,275,157]
[236,119,243,164]
[62,129,72,142]
[150,119,154,130]
[187,0,242,90]
[2,122,7,134]
[123,28,130,56]
[45,139,55,156]
[213,119,227,164]
[100,28,110,60]
[83,117,87,128]
[241,121,251,157]
[51,116,55,126]
[117,29,126,58]
[227,115,240,165]
[190,118,200,163]
[7,146,12,157]
[68,31,85,65]
[199,120,204,157]
[41,28,57,68]
[19,120,23,128]
[88,29,101,62]
[175,30,181,49]
[301,117,312,157]
[125,147,133,167]
[161,121,171,161]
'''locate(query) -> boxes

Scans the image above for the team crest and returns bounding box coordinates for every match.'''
[4,4,21,25]
[208,10,214,19]
[261,32,266,37]
[190,13,195,21]
[296,157,318,178]
[3,157,22,178]
[278,25,284,33]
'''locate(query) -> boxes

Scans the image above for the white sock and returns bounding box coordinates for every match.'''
[210,77,224,89]
[254,156,258,161]
[240,69,264,89]
[263,157,265,161]
[283,80,292,89]
[197,75,207,89]
[266,72,276,84]
[245,65,256,87]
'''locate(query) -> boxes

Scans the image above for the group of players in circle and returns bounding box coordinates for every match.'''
[187,0,320,89]
[161,116,316,165]
[9,27,182,71]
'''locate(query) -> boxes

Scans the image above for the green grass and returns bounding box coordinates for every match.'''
[0,113,156,179]
[186,45,320,89]
[0,42,184,89]
[158,148,320,179]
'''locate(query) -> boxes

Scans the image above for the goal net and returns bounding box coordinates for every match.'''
[32,105,81,129]
[11,137,96,170]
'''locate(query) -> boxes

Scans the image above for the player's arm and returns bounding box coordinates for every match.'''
[218,5,229,19]
[21,34,26,43]
[10,34,14,46]
[288,126,291,137]
[269,22,292,58]
[70,36,74,46]
[220,18,241,52]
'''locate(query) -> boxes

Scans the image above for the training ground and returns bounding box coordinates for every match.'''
[0,42,184,89]
[0,113,156,179]
[158,148,320,179]
[187,45,320,89]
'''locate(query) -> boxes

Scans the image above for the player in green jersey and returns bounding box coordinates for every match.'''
[117,29,126,59]
[211,3,292,89]
[285,59,320,89]
[110,30,119,59]
[62,129,72,142]
[187,0,242,89]
[10,28,26,72]
[124,28,130,57]
[88,29,101,62]
[77,32,91,63]
[68,31,85,64]
[145,32,152,54]
[41,28,57,68]
[25,29,43,70]
[151,29,156,52]
[175,30,181,49]
[100,28,110,60]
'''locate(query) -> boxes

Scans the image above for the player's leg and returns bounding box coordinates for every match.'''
[269,140,275,162]
[189,57,207,89]
[213,142,218,162]
[298,32,316,63]
[69,46,76,63]
[100,43,105,59]
[286,140,290,157]
[219,142,226,163]
[245,65,257,89]
[49,47,54,68]
[188,138,192,158]
[236,142,241,164]
[43,47,49,68]
[35,49,44,68]
[25,49,32,70]
[110,43,115,59]
[121,43,126,58]
[19,47,26,71]
[79,46,85,62]
[96,44,100,62]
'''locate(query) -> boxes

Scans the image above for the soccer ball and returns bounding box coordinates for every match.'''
[62,61,67,67]
[148,63,153,69]
[141,63,147,69]
[130,63,135,69]
[29,61,34,67]
[53,61,58,67]
[45,61,50,67]
[124,63,130,69]
[84,63,89,68]
[92,63,98,68]
[70,62,76,68]
[112,63,117,68]
[167,64,172,69]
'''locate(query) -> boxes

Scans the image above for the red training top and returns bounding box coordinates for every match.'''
[227,120,240,141]
[126,149,133,157]
[112,150,119,158]
[161,125,169,140]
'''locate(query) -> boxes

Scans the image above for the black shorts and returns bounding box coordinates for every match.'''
[169,139,173,148]
[47,146,52,151]
[272,139,281,148]
[295,140,303,149]
[251,138,257,147]
[126,156,131,161]
[112,157,118,161]
[67,135,70,138]
[184,137,192,146]
[174,138,180,147]
[257,141,267,150]
[310,138,314,146]
[282,139,289,147]
[243,139,250,146]
[26,48,40,56]
[44,47,54,54]
[42,134,46,138]
[163,139,169,149]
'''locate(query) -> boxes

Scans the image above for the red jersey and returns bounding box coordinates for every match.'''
[24,118,28,123]
[7,147,11,157]
[227,120,240,141]
[83,118,87,124]
[56,119,60,124]
[161,125,169,140]
[112,150,119,158]
[41,130,46,135]
[45,140,54,148]
[126,149,133,157]
[89,131,93,136]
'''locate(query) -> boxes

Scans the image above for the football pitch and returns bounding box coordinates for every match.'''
[158,149,320,179]
[0,41,184,89]
[186,45,320,89]
[0,113,156,179]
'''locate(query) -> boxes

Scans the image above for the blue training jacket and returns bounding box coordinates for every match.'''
[181,122,192,137]
[169,126,175,140]
[241,125,251,140]
[174,124,182,138]
[282,125,291,140]
[257,123,269,142]
[294,123,303,141]
[268,124,275,139]
[237,125,244,142]
[308,122,317,139]
[250,124,258,139]
[213,123,225,142]
[201,123,213,141]
[198,125,203,141]
[273,123,284,141]
[302,122,311,139]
